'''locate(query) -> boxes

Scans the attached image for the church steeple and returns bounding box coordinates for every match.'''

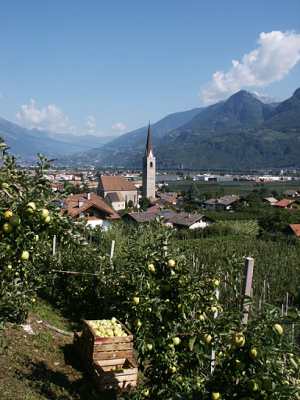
[145,122,153,156]
[142,121,156,200]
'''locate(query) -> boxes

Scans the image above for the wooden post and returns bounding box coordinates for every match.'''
[242,257,254,325]
[52,235,57,256]
[211,288,220,374]
[285,292,289,316]
[110,240,115,261]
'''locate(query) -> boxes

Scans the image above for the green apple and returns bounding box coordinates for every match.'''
[172,337,181,346]
[211,392,221,400]
[167,259,176,268]
[135,319,142,328]
[41,208,49,219]
[212,279,220,288]
[44,215,51,223]
[142,389,149,397]
[203,334,212,345]
[273,323,283,336]
[249,347,258,359]
[233,332,245,348]
[248,379,259,392]
[132,296,140,305]
[21,250,30,261]
[27,202,36,211]
[148,263,155,273]
[2,223,13,233]
[3,210,13,220]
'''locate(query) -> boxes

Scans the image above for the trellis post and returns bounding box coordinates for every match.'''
[110,240,115,261]
[242,257,254,325]
[211,288,220,374]
[52,235,57,256]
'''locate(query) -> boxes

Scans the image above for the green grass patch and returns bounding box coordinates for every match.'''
[31,299,72,331]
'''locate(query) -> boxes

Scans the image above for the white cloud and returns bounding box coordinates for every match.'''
[200,30,300,105]
[86,115,97,134]
[16,99,75,133]
[112,122,127,132]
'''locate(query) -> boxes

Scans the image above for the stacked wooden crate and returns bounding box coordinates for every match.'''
[74,319,137,392]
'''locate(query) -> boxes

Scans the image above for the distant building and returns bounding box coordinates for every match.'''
[263,197,278,206]
[203,195,240,211]
[62,193,120,229]
[164,212,212,230]
[123,209,212,230]
[156,192,178,206]
[274,199,296,209]
[98,175,138,208]
[284,190,299,198]
[142,123,156,200]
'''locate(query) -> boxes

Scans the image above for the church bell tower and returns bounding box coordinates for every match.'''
[142,123,156,200]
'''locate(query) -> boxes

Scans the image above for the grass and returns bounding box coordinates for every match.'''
[0,299,115,400]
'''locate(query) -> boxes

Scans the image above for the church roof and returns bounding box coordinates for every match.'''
[145,123,153,156]
[99,175,137,192]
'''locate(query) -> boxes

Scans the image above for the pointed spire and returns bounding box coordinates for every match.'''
[145,121,153,156]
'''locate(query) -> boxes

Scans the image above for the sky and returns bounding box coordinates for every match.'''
[0,0,300,137]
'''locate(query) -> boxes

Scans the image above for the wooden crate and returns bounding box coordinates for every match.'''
[93,358,138,392]
[81,320,134,363]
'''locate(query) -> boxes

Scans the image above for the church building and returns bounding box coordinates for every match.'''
[142,123,156,200]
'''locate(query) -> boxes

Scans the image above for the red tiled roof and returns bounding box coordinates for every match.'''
[63,193,120,220]
[99,175,137,192]
[289,224,300,237]
[274,199,295,208]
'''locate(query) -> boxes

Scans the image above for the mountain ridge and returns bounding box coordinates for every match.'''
[0,116,114,160]
[63,88,300,169]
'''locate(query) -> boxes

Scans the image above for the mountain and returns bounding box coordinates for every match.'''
[66,107,203,166]
[156,89,300,169]
[0,117,113,161]
[65,88,300,169]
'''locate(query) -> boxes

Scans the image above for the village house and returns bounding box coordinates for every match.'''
[288,224,300,238]
[156,191,178,206]
[284,190,299,198]
[105,192,126,211]
[274,199,296,209]
[123,211,158,224]
[123,208,212,230]
[98,175,139,209]
[203,195,240,211]
[263,197,278,206]
[62,192,120,229]
[163,212,212,230]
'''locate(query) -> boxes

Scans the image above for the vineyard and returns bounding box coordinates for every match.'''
[1,142,300,399]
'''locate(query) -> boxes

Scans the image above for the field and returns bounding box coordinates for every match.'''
[168,179,300,197]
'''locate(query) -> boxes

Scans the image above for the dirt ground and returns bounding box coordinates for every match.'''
[0,304,116,400]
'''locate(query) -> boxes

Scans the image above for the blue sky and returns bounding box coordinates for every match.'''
[0,0,300,136]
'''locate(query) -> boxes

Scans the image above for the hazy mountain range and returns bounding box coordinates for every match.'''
[0,117,114,161]
[1,88,300,169]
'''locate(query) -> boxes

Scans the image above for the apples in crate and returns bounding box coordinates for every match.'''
[89,318,128,337]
